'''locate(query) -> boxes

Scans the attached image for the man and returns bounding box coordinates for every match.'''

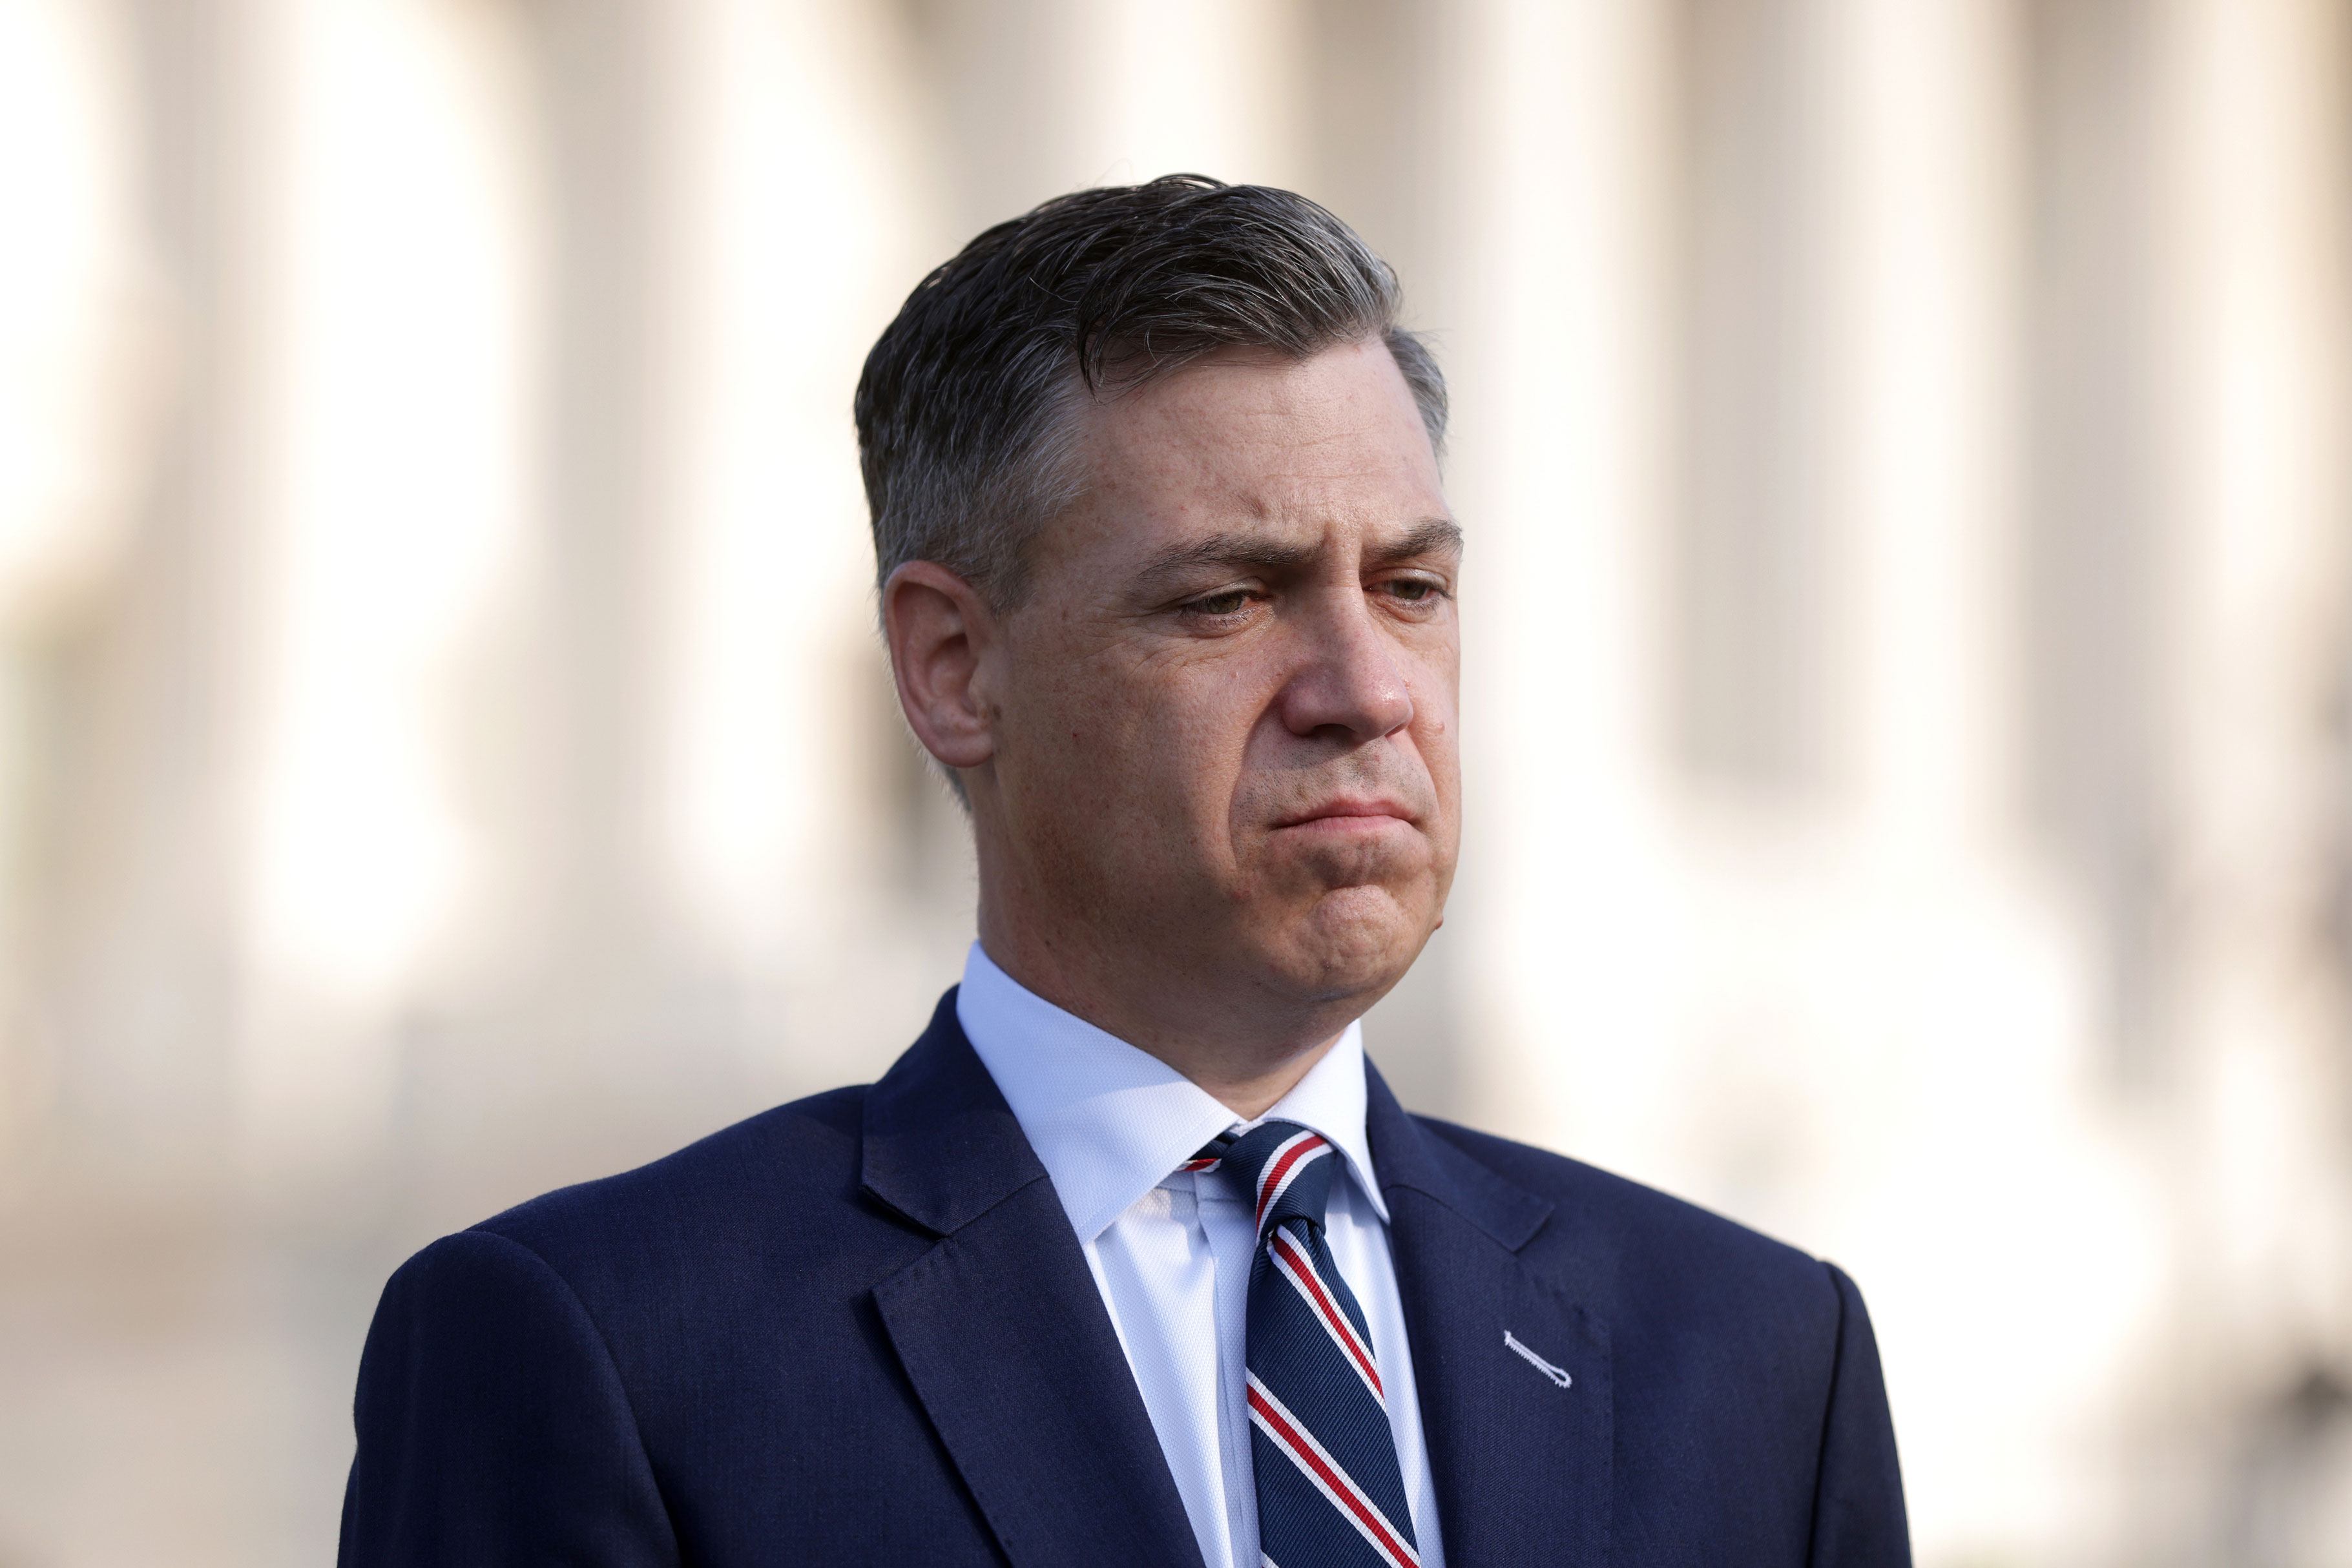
[339,176,1910,1567]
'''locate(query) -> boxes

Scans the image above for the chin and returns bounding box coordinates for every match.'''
[1269,883,1437,1004]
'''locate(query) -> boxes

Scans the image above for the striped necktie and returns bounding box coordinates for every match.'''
[1191,1121,1421,1568]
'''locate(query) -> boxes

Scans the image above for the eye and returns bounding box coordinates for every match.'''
[1379,576,1447,606]
[1186,588,1254,617]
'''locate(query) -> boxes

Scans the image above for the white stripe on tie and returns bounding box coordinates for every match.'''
[1246,1374,1421,1568]
[1267,1229,1384,1406]
[1252,1130,1329,1232]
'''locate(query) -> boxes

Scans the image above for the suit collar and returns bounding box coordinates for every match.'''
[860,992,1207,1568]
[860,987,1050,1236]
[1364,1058,1554,1250]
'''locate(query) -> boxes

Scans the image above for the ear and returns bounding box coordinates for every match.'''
[882,560,999,772]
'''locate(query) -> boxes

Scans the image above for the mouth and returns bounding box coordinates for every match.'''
[1273,796,1419,832]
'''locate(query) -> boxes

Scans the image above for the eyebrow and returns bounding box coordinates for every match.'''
[1372,517,1465,565]
[1131,517,1464,593]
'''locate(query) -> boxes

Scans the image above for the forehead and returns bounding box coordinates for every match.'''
[1068,338,1445,533]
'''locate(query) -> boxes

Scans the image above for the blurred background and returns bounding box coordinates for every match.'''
[1,0,2348,1563]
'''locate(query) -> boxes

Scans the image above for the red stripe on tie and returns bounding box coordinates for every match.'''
[1247,1383,1419,1568]
[1269,1230,1382,1398]
[1180,1157,1220,1171]
[1254,1133,1328,1230]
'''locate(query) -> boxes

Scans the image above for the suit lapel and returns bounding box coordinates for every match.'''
[1369,1066,1614,1565]
[864,993,1206,1568]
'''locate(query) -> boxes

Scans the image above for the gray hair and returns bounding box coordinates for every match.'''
[855,175,1446,607]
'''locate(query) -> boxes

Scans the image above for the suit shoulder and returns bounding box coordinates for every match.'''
[1411,1114,1841,1318]
[463,1084,877,1271]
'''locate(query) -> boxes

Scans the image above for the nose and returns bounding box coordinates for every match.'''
[1275,589,1415,742]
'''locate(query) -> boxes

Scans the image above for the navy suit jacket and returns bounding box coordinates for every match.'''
[340,991,1910,1565]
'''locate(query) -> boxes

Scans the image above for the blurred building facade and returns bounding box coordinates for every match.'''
[1,1,2348,1563]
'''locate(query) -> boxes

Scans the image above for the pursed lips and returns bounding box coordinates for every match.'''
[1273,797,1419,832]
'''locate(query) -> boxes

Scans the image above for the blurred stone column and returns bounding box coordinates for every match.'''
[1672,0,1835,796]
[2150,0,2352,1556]
[2022,0,2168,1087]
[1808,8,2099,1553]
[17,0,265,1199]
[649,0,967,1095]
[389,0,733,1219]
[218,0,542,1212]
[526,0,671,956]
[1441,0,1680,1155]
[394,0,946,1219]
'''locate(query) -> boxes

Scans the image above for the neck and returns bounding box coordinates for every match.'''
[974,909,1360,1121]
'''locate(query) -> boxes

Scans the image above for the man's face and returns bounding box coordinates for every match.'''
[975,336,1461,1013]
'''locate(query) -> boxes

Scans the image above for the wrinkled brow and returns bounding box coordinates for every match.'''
[1370,517,1465,565]
[1132,517,1462,592]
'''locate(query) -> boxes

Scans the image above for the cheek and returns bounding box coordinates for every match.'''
[1420,713,1462,809]
[1010,650,1257,836]
[1412,663,1463,778]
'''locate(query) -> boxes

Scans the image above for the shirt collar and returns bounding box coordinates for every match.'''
[955,942,1388,1243]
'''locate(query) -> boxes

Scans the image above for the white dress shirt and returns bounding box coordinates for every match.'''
[955,943,1446,1568]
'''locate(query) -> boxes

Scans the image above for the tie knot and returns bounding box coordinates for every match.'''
[1194,1119,1338,1240]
